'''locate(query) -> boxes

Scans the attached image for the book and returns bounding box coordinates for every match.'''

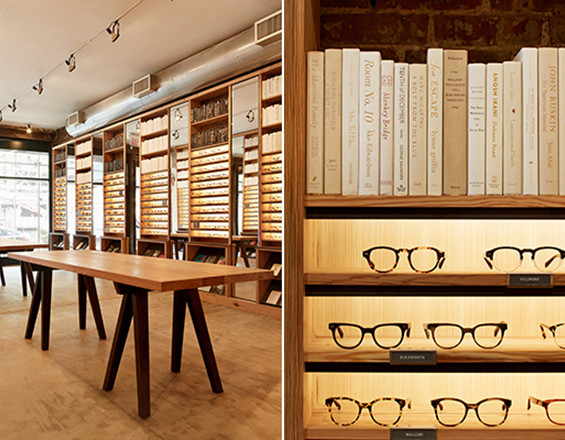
[485,63,503,195]
[342,48,360,195]
[265,289,282,305]
[408,63,427,195]
[324,48,342,194]
[514,47,538,195]
[306,51,324,194]
[502,61,522,195]
[359,51,381,195]
[538,47,558,195]
[379,60,394,195]
[427,48,443,196]
[560,48,565,195]
[393,63,409,196]
[467,63,486,195]
[443,49,468,195]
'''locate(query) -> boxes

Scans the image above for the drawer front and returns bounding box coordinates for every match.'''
[170,126,189,147]
[170,103,189,131]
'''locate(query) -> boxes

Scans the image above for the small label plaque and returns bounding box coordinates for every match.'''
[507,273,552,288]
[389,350,436,365]
[390,427,437,440]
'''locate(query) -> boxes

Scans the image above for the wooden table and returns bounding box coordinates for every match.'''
[8,250,273,418]
[0,238,49,294]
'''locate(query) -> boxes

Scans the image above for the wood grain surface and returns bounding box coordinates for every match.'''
[0,238,49,251]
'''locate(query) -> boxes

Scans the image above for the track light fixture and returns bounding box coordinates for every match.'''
[33,78,44,95]
[174,108,183,121]
[65,54,76,73]
[8,99,16,112]
[106,20,120,43]
[26,124,32,134]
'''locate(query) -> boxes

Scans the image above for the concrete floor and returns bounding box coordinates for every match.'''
[0,266,281,439]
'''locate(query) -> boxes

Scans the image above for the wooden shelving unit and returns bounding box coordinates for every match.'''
[257,246,282,307]
[170,102,190,236]
[138,109,171,257]
[242,132,260,234]
[51,143,71,250]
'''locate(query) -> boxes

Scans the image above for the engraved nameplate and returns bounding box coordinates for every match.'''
[507,273,552,288]
[389,350,436,365]
[390,427,437,440]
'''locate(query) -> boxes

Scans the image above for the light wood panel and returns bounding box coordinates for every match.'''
[8,250,272,292]
[0,238,48,251]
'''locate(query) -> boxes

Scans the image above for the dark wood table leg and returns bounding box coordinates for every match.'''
[0,255,6,286]
[40,269,53,351]
[25,269,43,339]
[20,262,27,296]
[84,276,106,339]
[24,262,35,295]
[132,289,150,418]
[77,274,87,330]
[185,288,223,393]
[171,290,187,373]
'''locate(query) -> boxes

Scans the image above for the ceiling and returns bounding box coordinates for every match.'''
[0,0,281,130]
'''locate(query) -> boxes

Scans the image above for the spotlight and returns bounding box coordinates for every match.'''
[174,108,183,121]
[8,99,16,112]
[65,54,76,73]
[26,124,32,134]
[33,78,43,95]
[106,20,120,43]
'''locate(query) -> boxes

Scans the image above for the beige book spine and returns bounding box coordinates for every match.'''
[503,61,522,195]
[341,48,360,195]
[324,49,342,194]
[408,63,427,195]
[485,63,503,195]
[306,51,325,194]
[427,48,443,195]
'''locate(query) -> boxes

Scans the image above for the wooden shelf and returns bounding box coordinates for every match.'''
[305,195,565,209]
[262,93,282,105]
[191,112,228,128]
[140,148,168,158]
[262,122,282,131]
[140,127,168,139]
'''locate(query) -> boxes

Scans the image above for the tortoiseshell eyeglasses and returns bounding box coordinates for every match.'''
[423,322,507,350]
[363,246,446,274]
[431,397,512,427]
[539,323,565,349]
[528,396,565,425]
[325,396,411,426]
[484,246,565,273]
[329,322,411,350]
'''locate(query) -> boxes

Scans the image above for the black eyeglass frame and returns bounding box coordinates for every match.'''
[328,322,411,350]
[362,246,446,274]
[325,396,410,426]
[423,322,508,350]
[431,397,512,427]
[484,246,565,272]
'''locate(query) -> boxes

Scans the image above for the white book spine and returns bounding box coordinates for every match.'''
[380,60,394,195]
[359,51,381,195]
[306,51,324,194]
[560,48,565,194]
[324,49,342,194]
[503,61,522,195]
[427,48,443,195]
[538,47,559,195]
[467,63,486,195]
[514,47,538,195]
[485,63,503,195]
[342,48,360,195]
[408,64,427,195]
[393,63,409,196]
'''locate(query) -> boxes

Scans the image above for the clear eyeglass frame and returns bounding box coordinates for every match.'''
[484,246,565,273]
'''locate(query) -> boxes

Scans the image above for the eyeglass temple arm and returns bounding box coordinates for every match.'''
[540,324,549,339]
[545,254,560,268]
[484,257,493,270]
[325,398,341,410]
[423,324,431,339]
[528,396,543,410]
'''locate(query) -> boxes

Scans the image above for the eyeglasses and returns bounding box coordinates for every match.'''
[431,397,512,427]
[484,246,565,273]
[325,396,410,426]
[328,322,411,350]
[423,322,507,350]
[528,396,565,425]
[363,246,446,274]
[539,323,565,349]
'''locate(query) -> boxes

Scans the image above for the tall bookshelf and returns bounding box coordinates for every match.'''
[138,109,171,258]
[51,143,71,250]
[101,123,137,254]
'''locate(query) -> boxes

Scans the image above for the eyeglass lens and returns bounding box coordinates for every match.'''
[434,398,509,427]
[366,247,441,273]
[327,397,403,426]
[331,323,407,349]
[546,401,565,425]
[428,324,504,349]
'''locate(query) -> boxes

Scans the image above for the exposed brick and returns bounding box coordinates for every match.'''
[321,12,428,46]
[375,0,482,10]
[434,15,495,46]
[404,48,428,62]
[467,47,518,63]
[489,0,515,11]
[321,0,371,8]
[527,0,565,12]
[511,0,531,12]
[493,16,543,46]
[549,14,565,43]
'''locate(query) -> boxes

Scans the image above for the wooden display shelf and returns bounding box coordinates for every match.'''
[190,112,229,128]
[262,93,282,105]
[140,148,169,158]
[192,140,230,151]
[305,195,565,209]
[262,121,282,131]
[304,412,565,440]
[140,127,168,139]
[49,232,69,251]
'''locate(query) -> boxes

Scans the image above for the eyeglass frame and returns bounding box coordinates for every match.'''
[528,396,565,426]
[423,322,508,350]
[430,397,512,427]
[328,322,411,350]
[362,246,446,274]
[539,323,565,350]
[484,246,565,273]
[325,396,411,426]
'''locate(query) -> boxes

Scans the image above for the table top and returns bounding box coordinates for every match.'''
[0,238,49,251]
[8,250,273,292]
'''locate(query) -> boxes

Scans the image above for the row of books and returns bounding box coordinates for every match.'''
[194,253,226,264]
[140,134,168,155]
[75,140,92,156]
[262,74,282,99]
[191,95,229,123]
[104,133,124,152]
[140,156,168,174]
[76,172,91,185]
[54,151,66,163]
[104,157,124,173]
[306,47,565,196]
[191,126,229,148]
[262,104,282,126]
[262,131,282,153]
[76,156,92,170]
[54,166,66,178]
[140,115,168,136]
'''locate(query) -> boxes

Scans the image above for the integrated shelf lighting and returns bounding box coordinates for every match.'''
[26,124,32,134]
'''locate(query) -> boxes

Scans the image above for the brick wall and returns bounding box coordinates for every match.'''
[320,0,565,62]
